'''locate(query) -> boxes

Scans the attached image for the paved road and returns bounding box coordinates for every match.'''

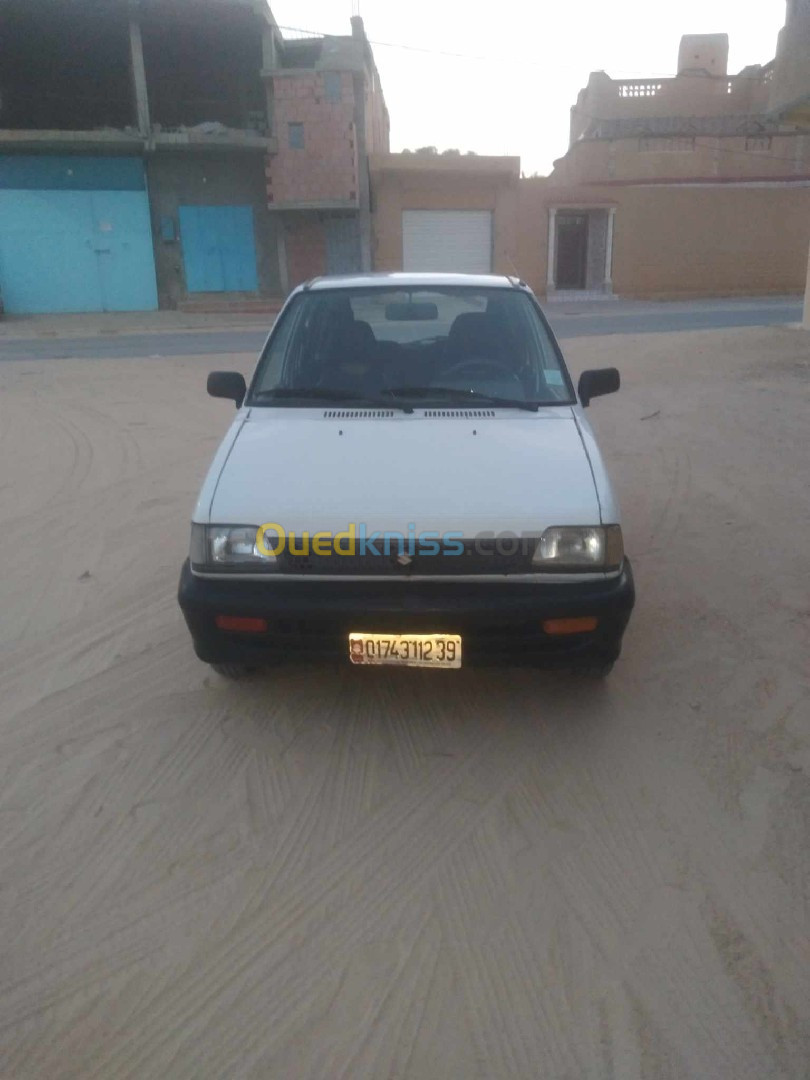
[547,296,802,339]
[0,297,801,361]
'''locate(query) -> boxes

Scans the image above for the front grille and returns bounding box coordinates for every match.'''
[277,538,537,576]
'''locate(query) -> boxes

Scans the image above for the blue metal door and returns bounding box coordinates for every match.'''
[90,190,159,312]
[178,206,259,293]
[0,191,102,313]
[0,156,158,313]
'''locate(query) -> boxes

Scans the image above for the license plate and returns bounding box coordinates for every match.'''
[349,633,462,668]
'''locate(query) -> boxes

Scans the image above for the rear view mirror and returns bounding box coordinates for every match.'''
[207,370,247,407]
[385,301,439,322]
[578,368,620,407]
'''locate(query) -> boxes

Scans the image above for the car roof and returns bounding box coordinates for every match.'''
[300,272,527,292]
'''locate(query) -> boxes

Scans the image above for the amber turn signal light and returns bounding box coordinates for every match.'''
[215,615,268,633]
[543,616,598,635]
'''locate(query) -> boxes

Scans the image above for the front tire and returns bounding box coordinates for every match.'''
[572,642,621,678]
[210,662,255,680]
[575,658,615,679]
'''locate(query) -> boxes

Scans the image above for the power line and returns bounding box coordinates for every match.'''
[276,24,484,59]
[275,23,774,80]
[276,23,644,69]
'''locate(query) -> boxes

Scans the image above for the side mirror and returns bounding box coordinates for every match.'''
[207,371,246,407]
[578,367,620,407]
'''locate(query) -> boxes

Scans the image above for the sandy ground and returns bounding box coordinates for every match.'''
[0,326,808,1079]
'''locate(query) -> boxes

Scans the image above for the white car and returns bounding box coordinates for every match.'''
[179,273,634,677]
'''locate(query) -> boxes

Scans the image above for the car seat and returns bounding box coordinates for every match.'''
[322,318,381,393]
[445,313,505,364]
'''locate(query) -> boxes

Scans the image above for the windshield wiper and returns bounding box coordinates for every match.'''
[384,386,539,413]
[252,387,414,413]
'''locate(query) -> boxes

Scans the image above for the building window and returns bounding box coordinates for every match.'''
[324,72,342,103]
[288,122,304,149]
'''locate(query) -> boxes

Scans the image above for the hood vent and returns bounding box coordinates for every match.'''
[323,409,396,419]
[322,408,497,419]
[424,409,496,418]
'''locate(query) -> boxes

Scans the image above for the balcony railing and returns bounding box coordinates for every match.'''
[617,81,664,98]
[614,70,771,102]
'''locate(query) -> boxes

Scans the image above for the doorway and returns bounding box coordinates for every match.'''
[555,213,589,290]
[325,215,361,274]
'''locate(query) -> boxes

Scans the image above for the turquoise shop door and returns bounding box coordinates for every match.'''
[91,190,159,312]
[0,156,158,314]
[178,206,259,293]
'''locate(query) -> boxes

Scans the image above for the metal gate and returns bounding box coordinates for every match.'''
[0,156,158,313]
[325,215,361,275]
[178,205,259,293]
[402,211,493,273]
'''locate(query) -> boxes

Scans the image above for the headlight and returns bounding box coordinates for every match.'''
[532,525,624,571]
[189,524,278,570]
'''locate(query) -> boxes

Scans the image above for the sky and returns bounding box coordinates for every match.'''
[269,0,787,175]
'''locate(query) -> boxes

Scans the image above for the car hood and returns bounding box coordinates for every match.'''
[205,408,601,535]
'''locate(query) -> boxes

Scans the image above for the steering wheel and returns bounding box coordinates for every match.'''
[439,358,514,384]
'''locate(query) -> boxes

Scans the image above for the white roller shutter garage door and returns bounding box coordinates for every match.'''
[402,211,492,273]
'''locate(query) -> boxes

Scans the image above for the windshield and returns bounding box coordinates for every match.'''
[248,286,574,408]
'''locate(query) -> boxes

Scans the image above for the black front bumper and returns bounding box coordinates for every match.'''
[178,559,635,668]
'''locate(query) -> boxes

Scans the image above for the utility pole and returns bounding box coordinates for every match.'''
[804,237,810,329]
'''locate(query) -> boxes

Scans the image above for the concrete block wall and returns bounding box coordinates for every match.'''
[770,0,810,114]
[516,177,810,298]
[364,69,390,155]
[552,132,810,187]
[268,72,358,206]
[369,157,520,276]
[610,184,810,298]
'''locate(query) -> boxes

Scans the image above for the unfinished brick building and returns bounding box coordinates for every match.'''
[264,17,389,287]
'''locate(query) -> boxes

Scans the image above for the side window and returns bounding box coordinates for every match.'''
[323,72,342,103]
[288,122,304,149]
